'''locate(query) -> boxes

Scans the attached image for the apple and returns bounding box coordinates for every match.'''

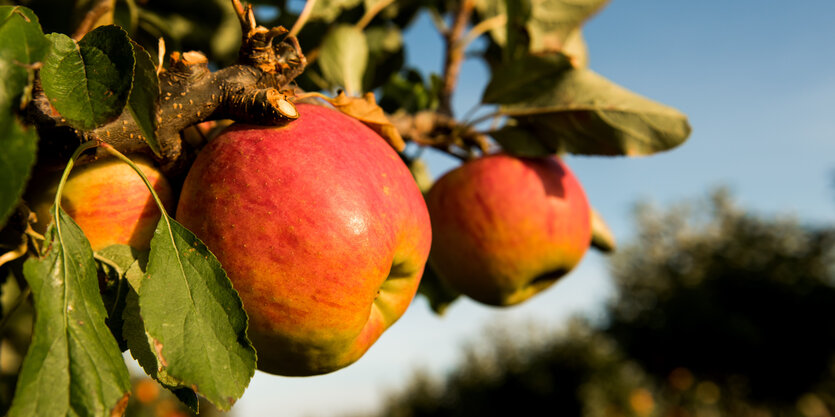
[425,154,591,307]
[28,155,174,251]
[175,103,432,376]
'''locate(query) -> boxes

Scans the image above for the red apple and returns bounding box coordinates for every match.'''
[425,154,591,306]
[28,155,174,251]
[175,103,432,376]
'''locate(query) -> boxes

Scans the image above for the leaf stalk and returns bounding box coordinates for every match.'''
[356,0,396,30]
[100,143,171,218]
[289,0,317,38]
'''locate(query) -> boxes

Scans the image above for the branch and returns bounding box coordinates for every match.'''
[356,0,396,30]
[71,0,114,40]
[28,0,307,177]
[439,0,476,117]
[456,14,506,51]
[0,237,27,269]
[391,110,491,160]
[289,0,317,38]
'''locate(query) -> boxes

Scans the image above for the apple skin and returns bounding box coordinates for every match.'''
[29,155,174,251]
[175,103,432,376]
[425,154,591,307]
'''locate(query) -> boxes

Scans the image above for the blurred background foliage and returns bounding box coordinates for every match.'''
[354,190,835,417]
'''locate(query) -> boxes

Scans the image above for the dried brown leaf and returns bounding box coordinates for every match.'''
[325,91,406,152]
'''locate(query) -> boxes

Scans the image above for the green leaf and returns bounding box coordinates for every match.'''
[379,69,441,114]
[482,54,571,105]
[526,0,609,53]
[504,0,532,61]
[133,215,255,411]
[113,0,140,34]
[126,40,160,157]
[208,0,243,65]
[318,24,368,95]
[366,25,402,56]
[474,0,530,58]
[417,263,459,316]
[95,244,145,351]
[40,25,135,130]
[475,0,606,56]
[0,120,38,229]
[0,6,50,108]
[490,124,552,157]
[473,0,511,46]
[562,28,588,68]
[132,0,240,65]
[122,260,201,413]
[474,0,532,61]
[364,25,404,91]
[0,6,48,227]
[97,244,142,275]
[497,68,692,156]
[9,207,131,417]
[121,259,165,380]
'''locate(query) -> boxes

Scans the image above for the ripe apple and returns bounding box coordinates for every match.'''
[175,103,432,376]
[425,154,591,307]
[28,155,174,251]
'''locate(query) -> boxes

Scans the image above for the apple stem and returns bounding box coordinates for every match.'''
[356,0,396,30]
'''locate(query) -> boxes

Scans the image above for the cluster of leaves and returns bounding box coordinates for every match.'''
[367,191,835,417]
[477,1,691,157]
[0,6,160,228]
[256,0,692,155]
[0,0,693,415]
[0,5,255,416]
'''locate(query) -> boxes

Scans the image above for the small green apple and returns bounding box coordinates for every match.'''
[425,154,591,306]
[175,103,432,376]
[28,155,174,251]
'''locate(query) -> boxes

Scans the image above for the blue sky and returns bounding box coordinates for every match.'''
[217,1,835,415]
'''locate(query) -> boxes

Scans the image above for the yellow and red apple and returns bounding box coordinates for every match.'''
[425,154,591,307]
[28,155,174,251]
[175,103,432,376]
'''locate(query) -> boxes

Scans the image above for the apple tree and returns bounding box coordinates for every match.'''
[0,0,691,414]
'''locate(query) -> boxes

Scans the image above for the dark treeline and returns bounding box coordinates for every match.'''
[365,190,835,417]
